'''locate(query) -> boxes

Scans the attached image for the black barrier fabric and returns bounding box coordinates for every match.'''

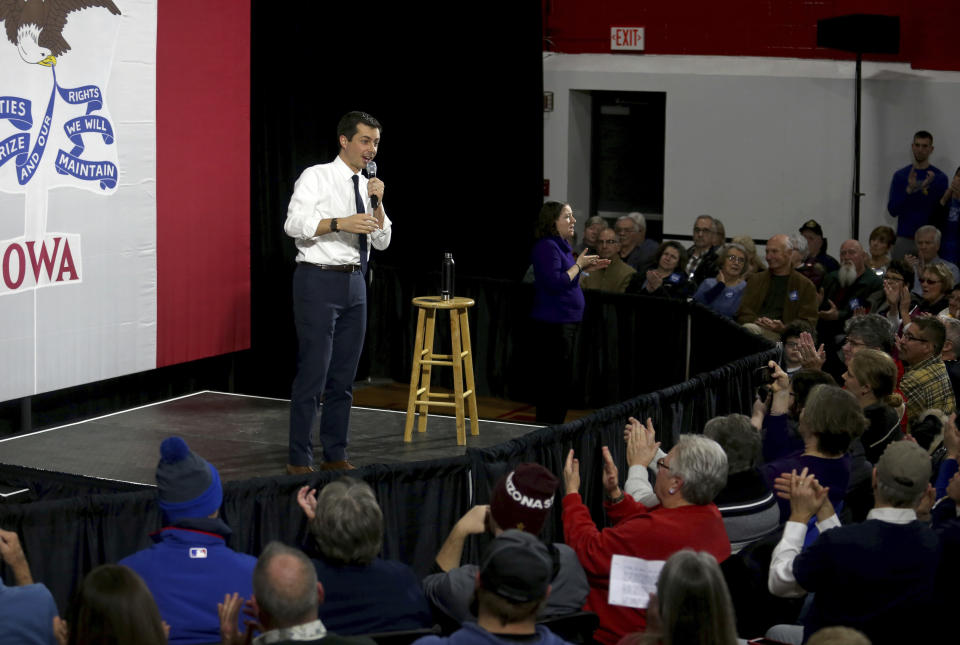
[0,288,777,614]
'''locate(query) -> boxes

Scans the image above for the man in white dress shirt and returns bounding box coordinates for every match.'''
[283,111,392,474]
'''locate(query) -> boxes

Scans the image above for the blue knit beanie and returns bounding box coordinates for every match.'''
[156,436,222,523]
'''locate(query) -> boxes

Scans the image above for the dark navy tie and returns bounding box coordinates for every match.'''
[352,174,368,275]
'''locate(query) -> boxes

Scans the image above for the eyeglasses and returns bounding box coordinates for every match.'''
[882,274,904,283]
[656,458,670,471]
[902,332,929,343]
[726,255,746,264]
[597,239,619,245]
[843,337,867,348]
[614,227,634,235]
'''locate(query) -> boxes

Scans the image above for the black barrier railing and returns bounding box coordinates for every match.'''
[0,271,778,612]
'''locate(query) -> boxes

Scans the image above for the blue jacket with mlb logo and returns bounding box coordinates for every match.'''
[119,517,256,645]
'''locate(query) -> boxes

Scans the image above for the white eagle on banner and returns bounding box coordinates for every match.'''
[0,0,122,294]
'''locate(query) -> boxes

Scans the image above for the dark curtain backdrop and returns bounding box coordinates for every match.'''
[240,0,545,399]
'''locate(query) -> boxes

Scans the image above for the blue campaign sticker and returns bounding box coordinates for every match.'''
[669,273,680,283]
[725,290,734,298]
[788,290,799,301]
[850,298,860,310]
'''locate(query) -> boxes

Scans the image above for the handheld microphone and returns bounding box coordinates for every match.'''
[367,161,379,210]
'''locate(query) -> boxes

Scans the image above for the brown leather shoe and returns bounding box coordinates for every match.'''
[320,460,357,471]
[285,464,316,475]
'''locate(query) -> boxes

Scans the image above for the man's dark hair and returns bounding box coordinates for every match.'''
[790,369,836,417]
[534,202,568,239]
[885,259,914,294]
[912,317,947,356]
[337,111,381,146]
[914,130,933,143]
[782,320,815,345]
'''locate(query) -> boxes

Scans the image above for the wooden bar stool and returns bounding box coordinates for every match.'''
[404,296,479,445]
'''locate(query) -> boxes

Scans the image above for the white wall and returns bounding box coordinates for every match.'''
[544,53,960,251]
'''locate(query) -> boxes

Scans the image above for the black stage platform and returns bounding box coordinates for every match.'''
[0,391,541,487]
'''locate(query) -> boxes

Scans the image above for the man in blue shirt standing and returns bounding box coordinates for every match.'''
[888,130,949,259]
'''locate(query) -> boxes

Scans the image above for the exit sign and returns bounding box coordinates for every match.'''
[610,26,645,51]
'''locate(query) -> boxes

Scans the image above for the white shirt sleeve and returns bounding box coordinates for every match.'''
[768,514,840,597]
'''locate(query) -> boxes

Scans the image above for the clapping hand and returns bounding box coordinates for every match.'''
[624,417,660,468]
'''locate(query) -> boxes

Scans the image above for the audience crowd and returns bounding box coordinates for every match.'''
[4,129,960,645]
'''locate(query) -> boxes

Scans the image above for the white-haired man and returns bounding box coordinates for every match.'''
[737,234,818,341]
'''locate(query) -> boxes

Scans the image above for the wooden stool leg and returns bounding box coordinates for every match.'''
[449,307,466,445]
[404,308,427,442]
[459,308,480,436]
[418,309,437,433]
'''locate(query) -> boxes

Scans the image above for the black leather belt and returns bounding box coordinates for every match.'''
[311,263,361,273]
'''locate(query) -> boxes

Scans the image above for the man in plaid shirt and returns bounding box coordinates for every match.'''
[898,317,957,438]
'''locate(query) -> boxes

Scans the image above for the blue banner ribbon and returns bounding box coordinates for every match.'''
[62,115,114,157]
[54,149,117,190]
[14,82,55,185]
[0,96,33,130]
[0,133,30,169]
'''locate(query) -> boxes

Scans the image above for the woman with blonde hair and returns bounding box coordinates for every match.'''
[731,235,765,276]
[842,348,904,464]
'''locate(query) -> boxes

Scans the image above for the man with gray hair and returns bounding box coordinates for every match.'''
[614,212,657,271]
[767,441,940,644]
[905,224,960,295]
[686,214,720,286]
[295,478,432,634]
[738,234,819,341]
[219,542,376,645]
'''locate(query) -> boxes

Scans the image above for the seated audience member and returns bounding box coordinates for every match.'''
[561,436,730,644]
[702,415,779,551]
[842,348,904,465]
[914,263,953,317]
[619,550,738,645]
[867,225,896,276]
[898,317,957,439]
[119,436,256,645]
[580,227,636,293]
[938,285,960,319]
[737,234,818,341]
[732,235,765,276]
[575,215,607,255]
[799,220,839,273]
[296,478,432,634]
[767,442,940,644]
[752,367,837,459]
[781,321,815,374]
[628,241,690,298]
[790,232,826,289]
[422,464,587,625]
[56,564,167,645]
[932,421,960,613]
[817,240,882,346]
[933,165,960,263]
[758,368,866,521]
[692,242,749,318]
[219,542,375,645]
[616,213,658,272]
[712,218,726,247]
[841,315,898,371]
[0,527,59,645]
[415,531,572,645]
[941,317,960,403]
[686,215,720,286]
[906,224,960,295]
[865,260,915,329]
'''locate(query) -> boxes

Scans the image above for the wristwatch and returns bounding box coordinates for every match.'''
[330,218,339,233]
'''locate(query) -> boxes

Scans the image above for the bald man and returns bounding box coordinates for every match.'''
[737,234,818,341]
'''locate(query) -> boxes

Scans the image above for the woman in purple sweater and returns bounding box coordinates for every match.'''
[530,202,607,424]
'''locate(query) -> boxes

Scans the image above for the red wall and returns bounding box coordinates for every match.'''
[544,0,960,72]
[156,0,251,367]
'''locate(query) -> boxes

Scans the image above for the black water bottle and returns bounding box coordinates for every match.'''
[441,252,455,300]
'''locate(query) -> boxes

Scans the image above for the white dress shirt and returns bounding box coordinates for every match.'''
[284,155,392,265]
